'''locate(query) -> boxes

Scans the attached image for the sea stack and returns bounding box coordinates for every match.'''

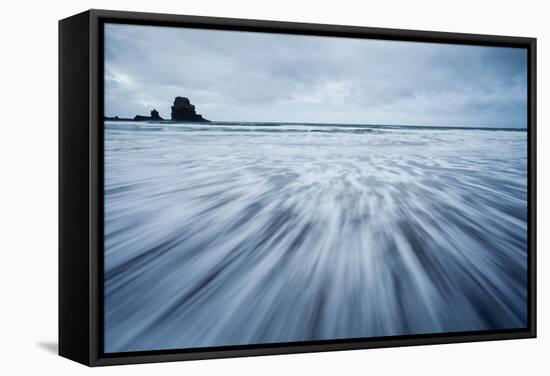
[171,97,209,122]
[150,109,162,120]
[133,109,163,121]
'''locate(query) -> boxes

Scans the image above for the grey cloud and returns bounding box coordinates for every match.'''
[104,23,527,127]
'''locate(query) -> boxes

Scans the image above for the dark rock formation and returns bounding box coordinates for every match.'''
[105,98,210,123]
[104,115,134,121]
[171,97,209,122]
[133,109,164,121]
[150,109,162,120]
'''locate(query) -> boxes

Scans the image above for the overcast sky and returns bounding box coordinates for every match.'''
[104,23,527,127]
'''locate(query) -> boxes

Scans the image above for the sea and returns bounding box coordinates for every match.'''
[103,121,528,353]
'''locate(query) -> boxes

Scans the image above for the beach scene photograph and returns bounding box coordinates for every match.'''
[103,23,528,353]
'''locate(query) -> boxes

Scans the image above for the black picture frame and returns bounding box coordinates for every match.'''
[59,9,537,367]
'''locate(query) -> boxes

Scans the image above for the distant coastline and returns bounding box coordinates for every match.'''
[104,96,525,131]
[105,96,210,123]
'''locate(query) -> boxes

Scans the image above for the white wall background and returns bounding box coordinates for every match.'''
[0,0,547,374]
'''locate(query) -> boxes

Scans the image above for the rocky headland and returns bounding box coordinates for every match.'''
[133,109,163,121]
[104,97,210,123]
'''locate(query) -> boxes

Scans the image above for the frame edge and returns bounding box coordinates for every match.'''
[70,8,537,366]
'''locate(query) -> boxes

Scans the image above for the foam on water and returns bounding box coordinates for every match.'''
[104,121,528,352]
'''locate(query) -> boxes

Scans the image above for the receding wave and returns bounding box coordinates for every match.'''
[104,121,528,353]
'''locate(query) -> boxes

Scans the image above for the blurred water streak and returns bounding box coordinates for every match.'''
[104,122,528,352]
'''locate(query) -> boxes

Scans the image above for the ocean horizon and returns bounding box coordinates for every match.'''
[105,119,527,132]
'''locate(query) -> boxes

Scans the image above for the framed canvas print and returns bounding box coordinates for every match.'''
[59,9,536,366]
